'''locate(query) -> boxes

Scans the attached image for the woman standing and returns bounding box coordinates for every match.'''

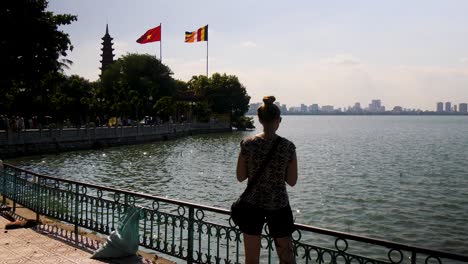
[235,96,298,264]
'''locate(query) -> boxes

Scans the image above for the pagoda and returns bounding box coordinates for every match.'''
[100,24,114,76]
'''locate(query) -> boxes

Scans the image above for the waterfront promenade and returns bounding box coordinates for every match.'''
[0,213,106,264]
[0,122,230,159]
[0,203,174,263]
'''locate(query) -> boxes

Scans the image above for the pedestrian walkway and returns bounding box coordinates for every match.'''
[0,215,154,264]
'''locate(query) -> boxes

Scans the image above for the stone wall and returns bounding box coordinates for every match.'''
[0,123,231,159]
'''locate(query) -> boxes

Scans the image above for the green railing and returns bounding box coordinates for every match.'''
[1,164,467,264]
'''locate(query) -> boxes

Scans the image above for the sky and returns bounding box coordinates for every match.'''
[48,0,468,111]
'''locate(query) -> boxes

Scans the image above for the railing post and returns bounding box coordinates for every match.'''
[74,184,79,243]
[187,206,194,264]
[12,171,17,212]
[1,168,6,205]
[411,252,416,264]
[34,175,40,222]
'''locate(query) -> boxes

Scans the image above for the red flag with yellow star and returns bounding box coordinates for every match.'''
[136,25,161,44]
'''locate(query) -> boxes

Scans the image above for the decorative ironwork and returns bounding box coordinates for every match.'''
[1,164,467,264]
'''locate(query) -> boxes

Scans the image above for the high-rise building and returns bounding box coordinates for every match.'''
[459,103,467,113]
[353,102,362,111]
[300,104,307,112]
[247,103,261,115]
[310,104,319,112]
[321,105,334,112]
[445,102,452,112]
[368,99,384,112]
[289,107,300,112]
[436,102,443,112]
[100,24,115,76]
[393,106,403,112]
[281,104,288,113]
[453,105,458,112]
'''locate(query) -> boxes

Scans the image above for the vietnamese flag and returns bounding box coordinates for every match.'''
[136,25,161,44]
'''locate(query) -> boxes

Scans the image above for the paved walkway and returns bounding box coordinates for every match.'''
[0,215,153,264]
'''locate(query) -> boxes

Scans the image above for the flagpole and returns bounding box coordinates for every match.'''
[206,39,209,77]
[160,23,162,63]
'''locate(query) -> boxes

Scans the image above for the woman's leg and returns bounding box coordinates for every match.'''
[243,233,261,264]
[274,236,296,264]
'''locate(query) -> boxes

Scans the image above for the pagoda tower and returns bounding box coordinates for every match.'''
[100,24,114,76]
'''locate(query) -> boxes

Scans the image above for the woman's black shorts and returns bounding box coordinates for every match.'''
[235,204,295,238]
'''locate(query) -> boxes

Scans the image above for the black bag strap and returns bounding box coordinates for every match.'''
[241,136,282,198]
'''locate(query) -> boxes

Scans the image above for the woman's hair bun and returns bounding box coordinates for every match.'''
[258,95,280,122]
[262,96,276,105]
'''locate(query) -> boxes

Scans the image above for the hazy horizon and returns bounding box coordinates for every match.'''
[48,0,468,111]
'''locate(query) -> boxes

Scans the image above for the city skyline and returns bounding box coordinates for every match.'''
[48,0,468,110]
[248,99,468,114]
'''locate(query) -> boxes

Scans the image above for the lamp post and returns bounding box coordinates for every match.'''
[148,95,153,125]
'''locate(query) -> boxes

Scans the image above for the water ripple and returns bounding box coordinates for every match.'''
[7,116,468,255]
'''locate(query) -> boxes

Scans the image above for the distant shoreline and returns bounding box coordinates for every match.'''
[274,112,468,116]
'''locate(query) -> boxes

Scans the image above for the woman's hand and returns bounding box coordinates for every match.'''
[236,152,248,182]
[285,153,297,187]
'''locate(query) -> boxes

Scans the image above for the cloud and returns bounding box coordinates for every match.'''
[232,55,468,110]
[460,57,468,63]
[241,41,257,48]
[163,57,178,64]
[171,57,217,80]
[321,54,361,66]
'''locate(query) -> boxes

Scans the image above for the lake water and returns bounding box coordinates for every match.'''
[7,116,468,255]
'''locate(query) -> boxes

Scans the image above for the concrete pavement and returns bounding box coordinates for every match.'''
[0,214,154,264]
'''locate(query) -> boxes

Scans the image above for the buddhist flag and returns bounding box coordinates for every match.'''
[185,25,208,43]
[185,31,195,43]
[136,25,161,44]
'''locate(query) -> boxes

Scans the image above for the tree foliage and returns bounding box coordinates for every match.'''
[187,73,251,123]
[0,0,77,113]
[49,75,94,125]
[100,53,176,119]
[154,96,174,121]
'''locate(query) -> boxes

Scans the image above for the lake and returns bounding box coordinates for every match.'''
[7,115,468,255]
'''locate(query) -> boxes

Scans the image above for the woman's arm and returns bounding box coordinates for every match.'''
[236,152,248,182]
[285,153,298,187]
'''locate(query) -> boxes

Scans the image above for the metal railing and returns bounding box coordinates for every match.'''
[1,164,467,264]
[0,122,231,146]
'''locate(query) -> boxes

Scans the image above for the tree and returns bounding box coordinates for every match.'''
[0,0,77,114]
[49,75,93,125]
[191,101,212,122]
[187,73,251,124]
[187,75,210,97]
[100,53,175,119]
[154,96,174,121]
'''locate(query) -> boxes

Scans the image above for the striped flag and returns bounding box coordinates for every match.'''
[185,25,208,43]
[196,25,208,41]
